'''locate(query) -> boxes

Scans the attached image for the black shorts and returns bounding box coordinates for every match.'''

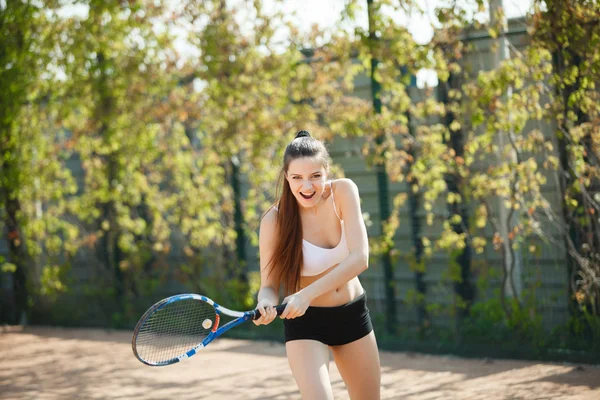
[283,292,373,346]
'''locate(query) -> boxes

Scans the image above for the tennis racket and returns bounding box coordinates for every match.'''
[132,293,285,366]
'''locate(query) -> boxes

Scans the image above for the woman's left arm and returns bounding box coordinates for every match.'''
[280,179,369,319]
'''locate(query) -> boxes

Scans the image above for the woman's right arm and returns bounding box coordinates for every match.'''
[253,208,280,326]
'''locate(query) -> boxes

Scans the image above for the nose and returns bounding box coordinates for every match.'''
[301,180,313,191]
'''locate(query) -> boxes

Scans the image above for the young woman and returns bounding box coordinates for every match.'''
[253,130,381,399]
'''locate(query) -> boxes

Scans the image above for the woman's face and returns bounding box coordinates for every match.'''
[285,157,328,208]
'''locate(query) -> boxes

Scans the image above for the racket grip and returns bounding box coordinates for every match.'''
[252,304,286,320]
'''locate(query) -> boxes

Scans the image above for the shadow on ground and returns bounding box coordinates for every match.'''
[1,326,599,400]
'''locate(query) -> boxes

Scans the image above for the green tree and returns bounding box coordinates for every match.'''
[408,0,599,343]
[411,0,556,332]
[531,0,600,318]
[58,0,181,322]
[0,1,78,323]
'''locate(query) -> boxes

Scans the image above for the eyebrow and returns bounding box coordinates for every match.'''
[288,171,323,176]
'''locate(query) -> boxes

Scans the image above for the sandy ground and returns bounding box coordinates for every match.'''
[1,326,599,400]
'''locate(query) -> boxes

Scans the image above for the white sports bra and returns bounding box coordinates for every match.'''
[301,188,349,276]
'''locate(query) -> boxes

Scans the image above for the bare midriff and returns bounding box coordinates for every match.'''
[299,264,365,307]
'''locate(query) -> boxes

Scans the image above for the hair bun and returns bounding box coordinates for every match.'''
[295,130,311,139]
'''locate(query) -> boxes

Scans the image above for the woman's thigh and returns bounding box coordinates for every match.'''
[286,339,334,400]
[331,331,381,400]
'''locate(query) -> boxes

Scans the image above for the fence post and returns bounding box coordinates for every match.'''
[367,0,397,334]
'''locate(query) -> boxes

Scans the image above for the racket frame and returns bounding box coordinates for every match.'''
[132,293,279,366]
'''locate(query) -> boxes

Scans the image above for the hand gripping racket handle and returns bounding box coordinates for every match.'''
[252,304,287,320]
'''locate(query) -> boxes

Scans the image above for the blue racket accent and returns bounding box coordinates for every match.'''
[132,293,285,366]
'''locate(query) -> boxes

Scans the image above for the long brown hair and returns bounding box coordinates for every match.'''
[265,130,331,295]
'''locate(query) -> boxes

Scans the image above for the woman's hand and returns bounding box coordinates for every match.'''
[280,291,311,319]
[253,299,278,326]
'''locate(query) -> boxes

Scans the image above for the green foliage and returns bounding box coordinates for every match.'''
[529,0,600,316]
[0,1,79,321]
[335,0,600,357]
[1,263,17,273]
[460,294,543,346]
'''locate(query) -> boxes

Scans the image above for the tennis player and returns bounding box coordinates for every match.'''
[253,130,381,399]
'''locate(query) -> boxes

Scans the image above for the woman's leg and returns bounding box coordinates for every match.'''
[331,331,381,400]
[286,339,334,400]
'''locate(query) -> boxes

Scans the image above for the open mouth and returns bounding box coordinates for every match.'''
[300,192,316,200]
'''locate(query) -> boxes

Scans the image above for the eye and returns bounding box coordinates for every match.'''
[312,174,321,179]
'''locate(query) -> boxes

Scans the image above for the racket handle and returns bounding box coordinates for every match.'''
[252,304,286,320]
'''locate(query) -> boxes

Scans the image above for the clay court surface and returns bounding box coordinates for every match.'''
[1,326,599,399]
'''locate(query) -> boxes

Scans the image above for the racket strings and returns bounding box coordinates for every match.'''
[135,299,217,364]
